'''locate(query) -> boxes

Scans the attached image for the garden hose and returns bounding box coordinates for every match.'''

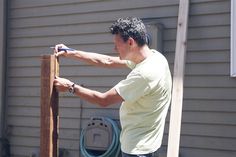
[79,117,121,157]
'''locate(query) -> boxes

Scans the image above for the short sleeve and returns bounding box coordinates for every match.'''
[125,60,136,69]
[114,72,150,103]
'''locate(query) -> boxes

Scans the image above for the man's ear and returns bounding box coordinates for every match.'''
[128,37,135,46]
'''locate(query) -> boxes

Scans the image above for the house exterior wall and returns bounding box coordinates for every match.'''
[5,0,236,157]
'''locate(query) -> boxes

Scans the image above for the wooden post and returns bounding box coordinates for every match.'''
[167,0,189,157]
[40,55,59,157]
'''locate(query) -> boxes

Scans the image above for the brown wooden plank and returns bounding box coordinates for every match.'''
[167,0,189,157]
[40,55,59,157]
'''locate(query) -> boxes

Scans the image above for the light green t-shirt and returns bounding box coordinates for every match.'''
[115,50,172,154]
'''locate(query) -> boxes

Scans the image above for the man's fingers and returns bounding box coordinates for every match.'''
[55,51,66,57]
[53,77,60,85]
[53,44,67,56]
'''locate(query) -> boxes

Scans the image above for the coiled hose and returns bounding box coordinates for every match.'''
[80,117,121,157]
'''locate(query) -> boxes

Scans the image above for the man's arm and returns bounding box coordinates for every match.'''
[73,85,123,107]
[67,50,127,68]
[54,44,127,68]
[54,76,124,107]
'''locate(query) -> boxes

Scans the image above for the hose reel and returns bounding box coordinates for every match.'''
[80,117,120,157]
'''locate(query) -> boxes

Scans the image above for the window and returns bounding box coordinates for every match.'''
[144,21,163,52]
[231,0,236,77]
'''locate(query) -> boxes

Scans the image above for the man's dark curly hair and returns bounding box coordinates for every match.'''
[110,17,148,47]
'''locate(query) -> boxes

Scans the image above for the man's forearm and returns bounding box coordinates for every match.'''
[66,50,127,68]
[72,84,123,107]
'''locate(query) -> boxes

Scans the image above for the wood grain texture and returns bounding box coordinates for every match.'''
[167,0,189,157]
[40,55,59,157]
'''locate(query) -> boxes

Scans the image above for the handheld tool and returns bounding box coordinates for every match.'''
[50,47,76,52]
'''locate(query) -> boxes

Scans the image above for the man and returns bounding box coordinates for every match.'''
[54,17,172,157]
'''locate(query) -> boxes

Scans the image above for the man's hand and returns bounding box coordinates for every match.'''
[54,44,71,57]
[54,76,74,92]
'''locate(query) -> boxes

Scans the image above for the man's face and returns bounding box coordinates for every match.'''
[113,34,130,60]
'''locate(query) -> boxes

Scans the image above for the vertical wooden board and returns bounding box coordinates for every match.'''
[167,0,189,157]
[53,56,59,157]
[40,55,59,157]
[40,55,53,157]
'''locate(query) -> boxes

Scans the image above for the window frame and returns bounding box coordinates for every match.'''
[231,0,236,77]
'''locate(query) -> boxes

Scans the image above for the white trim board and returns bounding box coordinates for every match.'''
[231,0,236,77]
